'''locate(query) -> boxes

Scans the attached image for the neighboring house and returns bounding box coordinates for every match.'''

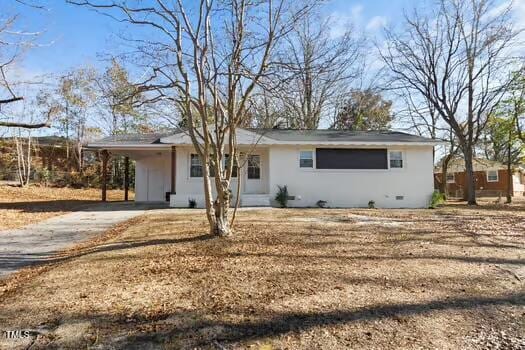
[434,158,525,198]
[87,128,441,208]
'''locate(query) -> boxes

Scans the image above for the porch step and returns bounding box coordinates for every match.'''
[241,194,271,207]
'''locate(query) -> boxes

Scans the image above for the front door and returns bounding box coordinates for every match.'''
[244,154,265,194]
[147,161,165,201]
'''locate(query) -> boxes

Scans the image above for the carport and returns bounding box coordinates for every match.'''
[86,133,176,202]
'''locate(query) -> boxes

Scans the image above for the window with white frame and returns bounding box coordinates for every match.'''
[190,154,203,177]
[191,154,238,178]
[389,151,403,168]
[224,154,238,177]
[299,151,314,168]
[446,173,455,183]
[487,170,499,182]
[247,155,260,179]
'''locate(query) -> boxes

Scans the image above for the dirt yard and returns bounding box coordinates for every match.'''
[0,203,524,349]
[0,185,134,230]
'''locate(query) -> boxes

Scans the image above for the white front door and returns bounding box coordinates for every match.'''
[147,161,165,201]
[244,154,265,194]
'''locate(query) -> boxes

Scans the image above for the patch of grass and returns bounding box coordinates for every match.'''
[0,185,134,230]
[0,204,523,349]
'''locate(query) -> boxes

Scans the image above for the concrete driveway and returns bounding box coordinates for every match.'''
[0,202,166,279]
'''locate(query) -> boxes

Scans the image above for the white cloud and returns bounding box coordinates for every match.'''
[512,0,525,24]
[350,4,364,21]
[366,16,387,31]
[328,4,364,38]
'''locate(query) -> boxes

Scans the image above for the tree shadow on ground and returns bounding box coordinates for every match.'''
[0,200,98,213]
[0,201,170,213]
[20,292,522,348]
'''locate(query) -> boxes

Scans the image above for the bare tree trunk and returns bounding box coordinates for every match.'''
[76,122,85,174]
[506,129,512,204]
[202,155,220,235]
[440,154,453,196]
[14,130,32,187]
[213,188,232,237]
[440,141,458,197]
[27,134,32,186]
[230,154,243,228]
[463,146,476,205]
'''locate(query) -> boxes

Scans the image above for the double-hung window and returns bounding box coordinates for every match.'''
[224,154,238,177]
[190,154,238,178]
[299,151,314,168]
[190,154,203,177]
[247,155,260,179]
[487,170,499,182]
[446,173,455,183]
[389,151,403,169]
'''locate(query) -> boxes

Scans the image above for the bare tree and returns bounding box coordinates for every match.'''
[271,11,364,129]
[44,68,97,172]
[396,88,459,195]
[14,129,32,186]
[69,0,312,236]
[504,68,525,143]
[381,0,521,204]
[0,2,54,129]
[330,89,392,131]
[94,60,147,135]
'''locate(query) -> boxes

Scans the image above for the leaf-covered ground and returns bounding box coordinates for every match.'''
[0,185,133,230]
[0,202,524,349]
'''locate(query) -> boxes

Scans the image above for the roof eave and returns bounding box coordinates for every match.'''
[86,140,443,148]
[85,144,172,150]
[262,140,444,146]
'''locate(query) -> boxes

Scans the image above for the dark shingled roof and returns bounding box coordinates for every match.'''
[250,129,437,143]
[89,128,438,145]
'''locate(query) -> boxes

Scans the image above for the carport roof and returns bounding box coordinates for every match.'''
[89,131,178,146]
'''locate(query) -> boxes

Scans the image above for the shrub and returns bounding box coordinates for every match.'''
[188,198,197,208]
[275,185,289,208]
[316,200,327,208]
[68,172,86,189]
[36,169,51,187]
[429,191,445,209]
[368,200,376,209]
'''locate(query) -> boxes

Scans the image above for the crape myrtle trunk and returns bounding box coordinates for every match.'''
[212,189,232,237]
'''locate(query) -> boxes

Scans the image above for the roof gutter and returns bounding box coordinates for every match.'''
[85,144,172,150]
[86,141,444,149]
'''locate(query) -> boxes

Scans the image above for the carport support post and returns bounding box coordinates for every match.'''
[124,156,129,201]
[101,150,110,202]
[171,146,176,195]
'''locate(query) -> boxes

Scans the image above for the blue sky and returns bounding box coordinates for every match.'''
[11,0,413,78]
[13,0,525,79]
[9,0,525,81]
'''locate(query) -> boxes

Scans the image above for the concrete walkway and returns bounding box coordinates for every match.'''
[0,202,163,279]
